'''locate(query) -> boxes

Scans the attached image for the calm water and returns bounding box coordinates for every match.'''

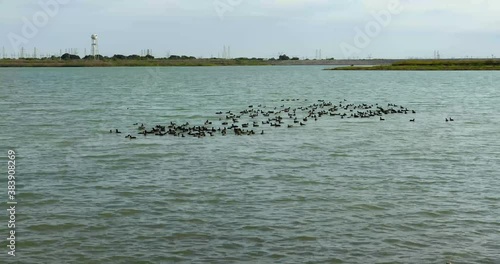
[1,66,499,263]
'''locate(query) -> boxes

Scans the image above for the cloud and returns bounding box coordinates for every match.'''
[386,0,500,33]
[0,2,34,22]
[260,0,330,9]
[0,0,498,58]
[86,0,196,16]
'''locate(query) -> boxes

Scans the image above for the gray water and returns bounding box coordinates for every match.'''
[0,66,499,263]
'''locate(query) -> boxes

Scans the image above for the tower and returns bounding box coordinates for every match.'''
[91,34,99,59]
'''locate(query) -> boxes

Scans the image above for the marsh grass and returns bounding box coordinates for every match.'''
[330,59,500,71]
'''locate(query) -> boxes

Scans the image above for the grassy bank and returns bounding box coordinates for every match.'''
[0,58,403,67]
[329,59,500,70]
[0,58,274,67]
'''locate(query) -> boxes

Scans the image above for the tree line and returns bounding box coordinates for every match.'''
[22,53,332,61]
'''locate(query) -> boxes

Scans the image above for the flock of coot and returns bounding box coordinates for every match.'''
[110,99,454,139]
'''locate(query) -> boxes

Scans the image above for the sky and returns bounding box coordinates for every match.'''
[1,0,499,59]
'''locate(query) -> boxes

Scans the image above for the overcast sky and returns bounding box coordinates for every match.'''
[1,0,499,59]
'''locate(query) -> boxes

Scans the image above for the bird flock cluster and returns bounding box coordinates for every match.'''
[110,99,452,139]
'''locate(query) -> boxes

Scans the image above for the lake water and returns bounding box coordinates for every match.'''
[1,66,499,263]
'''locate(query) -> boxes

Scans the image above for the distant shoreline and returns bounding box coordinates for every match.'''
[2,58,499,70]
[328,59,500,71]
[0,58,266,67]
[0,58,397,68]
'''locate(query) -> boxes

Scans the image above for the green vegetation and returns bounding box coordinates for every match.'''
[329,59,500,71]
[0,54,271,67]
[0,53,325,67]
[278,54,290,60]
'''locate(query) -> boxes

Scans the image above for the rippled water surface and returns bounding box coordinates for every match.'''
[1,66,499,263]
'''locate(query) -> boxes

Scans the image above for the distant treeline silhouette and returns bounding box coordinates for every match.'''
[55,53,306,61]
[2,53,337,62]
